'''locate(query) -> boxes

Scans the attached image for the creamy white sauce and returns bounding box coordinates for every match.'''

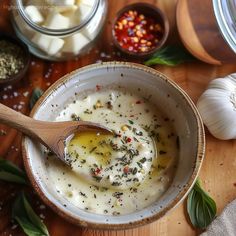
[45,87,178,215]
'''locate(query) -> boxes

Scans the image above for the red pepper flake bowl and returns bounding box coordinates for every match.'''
[112,3,169,58]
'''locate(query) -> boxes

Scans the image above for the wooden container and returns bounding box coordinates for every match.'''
[177,0,236,65]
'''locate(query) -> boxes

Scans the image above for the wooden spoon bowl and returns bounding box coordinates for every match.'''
[0,103,111,163]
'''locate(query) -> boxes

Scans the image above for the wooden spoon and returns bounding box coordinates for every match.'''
[0,103,112,164]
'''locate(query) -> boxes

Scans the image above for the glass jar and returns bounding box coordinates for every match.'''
[213,0,236,54]
[11,0,108,61]
[177,0,236,65]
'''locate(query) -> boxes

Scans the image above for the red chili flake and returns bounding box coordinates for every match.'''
[136,100,142,104]
[123,166,130,174]
[96,85,101,91]
[126,137,132,143]
[130,115,134,117]
[234,183,236,187]
[113,10,164,53]
[94,168,101,175]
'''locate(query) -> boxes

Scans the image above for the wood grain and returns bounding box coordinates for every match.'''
[0,0,236,235]
[177,0,236,65]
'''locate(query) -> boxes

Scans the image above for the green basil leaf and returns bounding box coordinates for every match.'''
[187,179,217,229]
[14,217,46,236]
[144,45,195,66]
[12,192,49,236]
[30,88,44,110]
[0,158,28,184]
[187,187,198,227]
[0,171,26,184]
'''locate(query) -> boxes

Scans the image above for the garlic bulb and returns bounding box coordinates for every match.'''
[197,73,236,140]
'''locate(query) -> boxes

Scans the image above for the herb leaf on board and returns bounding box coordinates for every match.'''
[30,88,44,109]
[0,158,28,184]
[12,192,49,236]
[144,45,195,66]
[187,179,217,229]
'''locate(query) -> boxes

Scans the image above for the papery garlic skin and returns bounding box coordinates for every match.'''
[197,73,236,140]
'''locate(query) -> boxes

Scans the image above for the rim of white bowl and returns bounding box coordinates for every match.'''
[22,61,205,230]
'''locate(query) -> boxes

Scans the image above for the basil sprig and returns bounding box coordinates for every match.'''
[12,192,49,236]
[0,158,49,235]
[30,88,44,109]
[187,179,217,229]
[144,45,195,66]
[0,158,28,184]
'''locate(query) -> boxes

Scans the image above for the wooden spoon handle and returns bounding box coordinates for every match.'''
[0,103,38,138]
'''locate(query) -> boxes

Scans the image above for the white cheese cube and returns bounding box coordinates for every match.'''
[82,17,98,40]
[48,38,64,55]
[32,33,64,56]
[32,33,52,52]
[76,0,95,7]
[60,6,78,27]
[47,0,75,6]
[26,0,50,17]
[75,3,92,23]
[25,5,44,24]
[62,33,90,54]
[55,5,77,13]
[44,10,70,29]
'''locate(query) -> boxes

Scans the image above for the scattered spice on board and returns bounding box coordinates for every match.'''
[0,40,24,80]
[113,10,163,53]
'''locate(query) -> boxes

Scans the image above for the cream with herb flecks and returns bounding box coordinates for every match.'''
[46,87,178,215]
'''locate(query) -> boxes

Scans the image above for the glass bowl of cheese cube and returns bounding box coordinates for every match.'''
[11,0,108,61]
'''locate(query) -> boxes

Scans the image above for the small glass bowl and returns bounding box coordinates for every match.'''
[112,3,169,58]
[0,33,30,85]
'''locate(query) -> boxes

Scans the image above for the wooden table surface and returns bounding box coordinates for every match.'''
[1,0,236,235]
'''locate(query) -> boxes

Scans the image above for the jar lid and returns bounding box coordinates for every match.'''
[16,0,100,36]
[213,0,236,53]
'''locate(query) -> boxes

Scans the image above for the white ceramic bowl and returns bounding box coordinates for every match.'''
[22,62,205,229]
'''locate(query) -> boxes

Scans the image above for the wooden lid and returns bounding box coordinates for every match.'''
[176,0,236,65]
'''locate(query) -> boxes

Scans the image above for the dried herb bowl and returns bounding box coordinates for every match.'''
[0,33,30,85]
[22,62,205,230]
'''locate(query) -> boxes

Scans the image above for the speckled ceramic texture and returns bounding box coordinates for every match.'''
[22,62,205,230]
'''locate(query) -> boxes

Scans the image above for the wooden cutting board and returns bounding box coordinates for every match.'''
[1,0,236,235]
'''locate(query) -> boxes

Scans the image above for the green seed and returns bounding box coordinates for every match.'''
[0,40,24,80]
